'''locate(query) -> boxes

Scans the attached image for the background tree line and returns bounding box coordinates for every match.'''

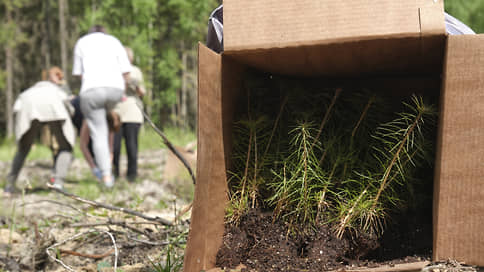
[0,0,481,139]
[0,0,218,138]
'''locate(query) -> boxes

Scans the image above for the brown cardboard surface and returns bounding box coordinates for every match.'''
[419,6,445,35]
[433,34,484,265]
[224,36,445,77]
[186,0,484,269]
[224,0,444,52]
[183,43,228,272]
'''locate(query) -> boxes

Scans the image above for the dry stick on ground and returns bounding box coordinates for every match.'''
[139,107,196,185]
[46,229,118,272]
[70,220,162,228]
[59,248,114,259]
[174,202,193,222]
[70,218,155,240]
[126,235,169,246]
[47,184,172,226]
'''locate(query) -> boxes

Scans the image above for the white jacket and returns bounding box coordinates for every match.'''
[13,81,75,147]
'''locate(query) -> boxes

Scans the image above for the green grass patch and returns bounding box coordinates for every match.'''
[0,137,53,162]
[167,169,195,203]
[69,173,102,200]
[0,126,196,162]
[138,125,196,152]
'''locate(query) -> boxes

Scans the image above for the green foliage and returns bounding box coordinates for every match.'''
[71,176,102,200]
[0,0,219,135]
[97,261,111,272]
[0,69,6,91]
[138,126,196,152]
[149,230,187,272]
[149,244,183,272]
[227,74,438,239]
[445,0,484,33]
[268,122,328,226]
[0,137,53,162]
[335,96,436,238]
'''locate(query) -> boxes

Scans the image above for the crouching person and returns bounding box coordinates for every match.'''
[4,67,75,194]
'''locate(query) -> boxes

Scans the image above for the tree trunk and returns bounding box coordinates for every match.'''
[147,20,153,117]
[58,0,68,79]
[43,0,51,69]
[5,7,14,138]
[181,41,188,130]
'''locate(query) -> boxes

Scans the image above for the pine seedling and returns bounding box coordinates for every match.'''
[370,95,436,208]
[267,121,331,229]
[227,115,275,223]
[334,95,436,238]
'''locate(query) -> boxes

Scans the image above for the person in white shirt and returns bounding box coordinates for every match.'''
[5,67,75,194]
[445,12,475,35]
[72,25,131,188]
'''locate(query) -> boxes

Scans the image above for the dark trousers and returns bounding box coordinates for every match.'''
[7,120,72,187]
[113,123,141,181]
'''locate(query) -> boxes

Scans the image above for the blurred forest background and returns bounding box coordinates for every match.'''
[0,0,481,139]
[0,0,218,139]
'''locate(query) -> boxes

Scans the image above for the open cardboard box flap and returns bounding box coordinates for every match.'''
[183,44,228,271]
[223,0,445,77]
[184,1,484,271]
[433,34,484,265]
[224,0,444,51]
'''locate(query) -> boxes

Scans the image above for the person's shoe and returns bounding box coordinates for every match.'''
[51,178,64,190]
[92,167,102,181]
[52,182,63,190]
[103,175,115,188]
[127,175,137,183]
[3,185,20,197]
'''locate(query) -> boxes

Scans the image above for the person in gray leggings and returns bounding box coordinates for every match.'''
[79,88,123,186]
[73,25,131,187]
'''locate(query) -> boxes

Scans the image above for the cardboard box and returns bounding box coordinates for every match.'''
[184,0,484,271]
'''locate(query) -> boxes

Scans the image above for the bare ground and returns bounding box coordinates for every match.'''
[0,146,196,272]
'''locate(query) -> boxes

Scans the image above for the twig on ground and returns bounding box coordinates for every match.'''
[46,229,118,272]
[69,233,105,252]
[139,107,196,185]
[70,220,161,228]
[47,214,78,222]
[126,235,169,246]
[47,184,172,226]
[59,248,114,259]
[70,218,155,239]
[175,202,192,222]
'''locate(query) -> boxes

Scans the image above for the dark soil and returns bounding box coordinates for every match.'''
[216,209,431,271]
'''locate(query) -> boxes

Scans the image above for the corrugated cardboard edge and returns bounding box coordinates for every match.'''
[204,261,430,272]
[433,34,484,265]
[183,43,228,272]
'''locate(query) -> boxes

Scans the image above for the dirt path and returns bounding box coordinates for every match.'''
[0,147,196,271]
